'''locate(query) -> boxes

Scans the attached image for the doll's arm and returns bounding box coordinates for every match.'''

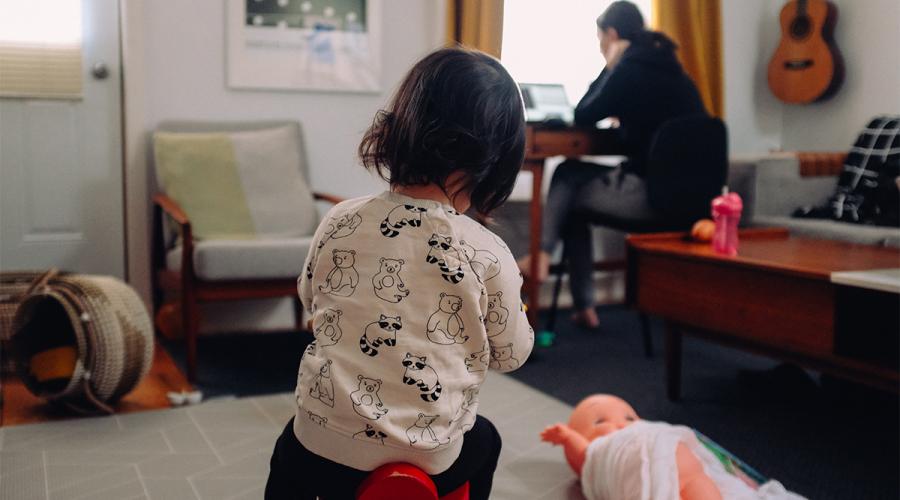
[541,424,591,475]
[676,443,723,500]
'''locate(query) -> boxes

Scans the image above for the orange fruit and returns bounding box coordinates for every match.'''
[691,219,715,242]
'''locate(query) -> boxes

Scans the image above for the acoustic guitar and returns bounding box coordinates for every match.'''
[767,0,844,104]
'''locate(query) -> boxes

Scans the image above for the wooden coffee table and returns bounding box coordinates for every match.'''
[626,228,900,400]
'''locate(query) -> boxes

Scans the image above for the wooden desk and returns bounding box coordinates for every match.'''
[522,125,623,325]
[626,229,900,399]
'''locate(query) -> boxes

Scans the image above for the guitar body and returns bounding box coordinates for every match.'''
[768,0,844,104]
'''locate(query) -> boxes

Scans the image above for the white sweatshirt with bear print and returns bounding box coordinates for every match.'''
[293,191,534,474]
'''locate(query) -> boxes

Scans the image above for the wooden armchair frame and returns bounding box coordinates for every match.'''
[151,192,342,382]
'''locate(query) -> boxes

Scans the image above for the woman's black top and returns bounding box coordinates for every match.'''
[573,33,707,178]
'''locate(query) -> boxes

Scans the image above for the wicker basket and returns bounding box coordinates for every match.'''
[0,271,46,375]
[10,270,154,413]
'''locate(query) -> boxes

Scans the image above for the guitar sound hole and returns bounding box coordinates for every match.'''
[789,16,811,39]
[784,59,814,70]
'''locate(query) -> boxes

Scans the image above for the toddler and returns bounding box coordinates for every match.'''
[265,47,533,500]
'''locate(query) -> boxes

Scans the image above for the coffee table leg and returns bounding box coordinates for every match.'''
[665,321,682,401]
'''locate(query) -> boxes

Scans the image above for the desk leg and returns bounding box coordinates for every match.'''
[526,159,544,327]
[665,321,682,401]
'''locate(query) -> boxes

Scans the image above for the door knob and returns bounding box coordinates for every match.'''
[91,62,109,80]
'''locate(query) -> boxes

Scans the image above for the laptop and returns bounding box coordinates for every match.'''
[519,83,574,124]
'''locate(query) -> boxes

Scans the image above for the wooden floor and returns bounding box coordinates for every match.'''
[0,341,191,427]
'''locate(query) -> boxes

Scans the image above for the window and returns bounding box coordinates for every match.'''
[501,0,651,106]
[0,0,83,99]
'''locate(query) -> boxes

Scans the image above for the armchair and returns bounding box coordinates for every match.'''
[151,121,342,382]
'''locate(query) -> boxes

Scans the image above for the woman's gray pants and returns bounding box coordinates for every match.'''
[540,160,656,310]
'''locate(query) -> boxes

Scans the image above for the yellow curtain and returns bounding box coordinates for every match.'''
[445,0,505,58]
[651,0,723,117]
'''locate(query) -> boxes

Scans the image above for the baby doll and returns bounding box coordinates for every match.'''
[542,395,721,500]
[541,395,805,500]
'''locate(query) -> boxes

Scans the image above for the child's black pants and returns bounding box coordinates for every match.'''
[265,415,502,500]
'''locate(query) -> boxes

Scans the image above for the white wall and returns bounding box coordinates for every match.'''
[124,0,446,330]
[140,0,445,198]
[122,0,151,304]
[722,0,900,154]
[722,0,783,154]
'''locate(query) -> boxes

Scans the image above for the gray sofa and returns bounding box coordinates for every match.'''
[728,154,900,248]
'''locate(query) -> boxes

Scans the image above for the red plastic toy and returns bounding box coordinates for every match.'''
[356,463,469,500]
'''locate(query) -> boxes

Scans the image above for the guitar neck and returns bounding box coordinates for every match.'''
[796,0,808,18]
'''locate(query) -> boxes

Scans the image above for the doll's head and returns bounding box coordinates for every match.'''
[569,394,640,441]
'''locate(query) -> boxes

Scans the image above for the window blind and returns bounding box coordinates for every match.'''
[0,0,83,100]
[0,42,82,99]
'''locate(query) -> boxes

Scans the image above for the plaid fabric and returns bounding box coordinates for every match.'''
[795,115,900,226]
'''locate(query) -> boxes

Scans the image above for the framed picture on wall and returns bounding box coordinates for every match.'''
[227,0,381,92]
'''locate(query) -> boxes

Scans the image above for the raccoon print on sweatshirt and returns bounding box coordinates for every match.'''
[425,234,465,284]
[401,353,442,403]
[359,315,402,357]
[380,205,427,237]
[353,424,388,445]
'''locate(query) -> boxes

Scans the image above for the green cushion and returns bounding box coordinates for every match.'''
[153,125,318,240]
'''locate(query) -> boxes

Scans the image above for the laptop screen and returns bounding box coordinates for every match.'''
[519,83,573,124]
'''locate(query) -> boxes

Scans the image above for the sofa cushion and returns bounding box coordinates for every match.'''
[753,157,837,218]
[167,238,315,280]
[154,125,318,240]
[753,216,900,248]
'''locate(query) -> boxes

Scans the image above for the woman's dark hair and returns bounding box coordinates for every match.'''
[596,1,645,40]
[596,1,676,50]
[359,47,526,215]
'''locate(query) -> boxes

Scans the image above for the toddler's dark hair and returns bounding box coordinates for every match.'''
[359,47,526,215]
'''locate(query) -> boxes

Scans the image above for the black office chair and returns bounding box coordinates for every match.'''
[542,115,728,355]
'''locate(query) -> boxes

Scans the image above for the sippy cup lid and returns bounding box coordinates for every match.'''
[712,186,743,215]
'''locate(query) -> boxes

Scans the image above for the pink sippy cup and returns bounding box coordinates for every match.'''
[711,187,743,256]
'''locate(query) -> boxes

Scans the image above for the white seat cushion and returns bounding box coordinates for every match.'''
[167,237,314,280]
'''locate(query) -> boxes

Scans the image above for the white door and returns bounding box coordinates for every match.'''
[0,0,125,278]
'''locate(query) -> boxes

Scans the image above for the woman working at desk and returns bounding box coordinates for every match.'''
[518,0,706,327]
